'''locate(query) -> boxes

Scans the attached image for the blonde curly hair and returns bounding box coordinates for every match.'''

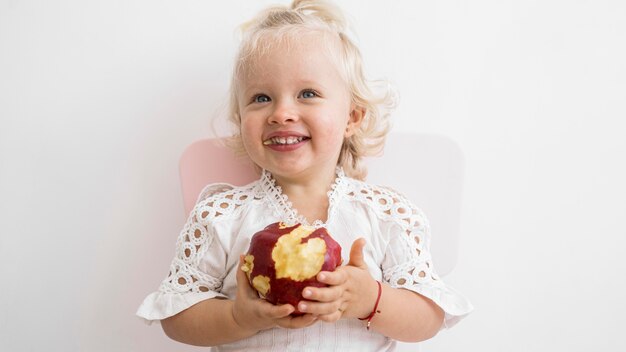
[226,0,396,180]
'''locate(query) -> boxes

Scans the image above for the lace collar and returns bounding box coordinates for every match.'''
[259,167,348,228]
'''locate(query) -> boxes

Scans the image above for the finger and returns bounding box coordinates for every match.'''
[315,310,343,323]
[347,238,367,268]
[302,285,342,303]
[297,300,342,316]
[316,267,347,286]
[259,302,295,319]
[276,313,318,329]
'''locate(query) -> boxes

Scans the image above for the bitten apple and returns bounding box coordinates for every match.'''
[241,222,342,312]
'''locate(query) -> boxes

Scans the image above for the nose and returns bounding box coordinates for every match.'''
[268,99,299,125]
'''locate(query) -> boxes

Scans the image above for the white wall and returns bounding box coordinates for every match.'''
[1,0,625,351]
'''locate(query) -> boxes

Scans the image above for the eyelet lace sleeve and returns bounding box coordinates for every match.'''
[136,183,249,323]
[374,186,473,329]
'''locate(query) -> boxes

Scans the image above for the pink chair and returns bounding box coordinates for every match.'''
[179,138,258,215]
[179,133,464,276]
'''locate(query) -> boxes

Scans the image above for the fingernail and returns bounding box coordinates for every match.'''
[299,303,307,311]
[303,289,312,298]
[318,273,326,281]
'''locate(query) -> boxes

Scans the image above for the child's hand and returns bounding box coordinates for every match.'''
[296,238,379,323]
[232,256,318,333]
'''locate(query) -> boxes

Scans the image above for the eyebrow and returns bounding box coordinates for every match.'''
[243,79,327,93]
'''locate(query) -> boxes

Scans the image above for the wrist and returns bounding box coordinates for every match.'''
[230,302,261,336]
[358,280,382,330]
[357,279,379,319]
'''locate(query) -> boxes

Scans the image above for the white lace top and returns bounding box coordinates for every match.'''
[137,169,473,351]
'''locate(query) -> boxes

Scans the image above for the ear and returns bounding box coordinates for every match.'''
[345,105,366,138]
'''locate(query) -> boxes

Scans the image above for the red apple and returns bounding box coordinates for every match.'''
[241,222,342,313]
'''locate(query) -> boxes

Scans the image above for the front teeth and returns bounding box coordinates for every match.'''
[264,136,306,145]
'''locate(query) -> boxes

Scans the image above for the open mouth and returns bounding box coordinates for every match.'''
[263,136,310,146]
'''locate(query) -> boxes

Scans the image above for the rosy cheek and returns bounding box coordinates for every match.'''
[240,123,256,144]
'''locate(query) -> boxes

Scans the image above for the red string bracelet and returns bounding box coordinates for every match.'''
[358,281,382,330]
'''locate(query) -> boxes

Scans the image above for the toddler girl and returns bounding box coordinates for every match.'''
[137,0,473,350]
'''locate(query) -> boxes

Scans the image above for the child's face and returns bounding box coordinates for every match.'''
[238,35,360,181]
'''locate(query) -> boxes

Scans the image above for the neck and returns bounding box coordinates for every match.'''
[271,167,338,224]
[274,167,336,196]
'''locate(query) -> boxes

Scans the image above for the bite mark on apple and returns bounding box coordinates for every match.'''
[252,275,271,297]
[272,225,327,281]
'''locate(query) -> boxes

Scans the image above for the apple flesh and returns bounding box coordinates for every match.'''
[241,222,342,313]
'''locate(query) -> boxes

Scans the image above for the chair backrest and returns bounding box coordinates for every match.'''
[179,132,464,276]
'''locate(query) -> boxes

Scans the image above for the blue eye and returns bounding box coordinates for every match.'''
[254,94,270,103]
[300,90,318,99]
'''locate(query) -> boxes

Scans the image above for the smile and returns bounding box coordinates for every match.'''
[263,136,310,145]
